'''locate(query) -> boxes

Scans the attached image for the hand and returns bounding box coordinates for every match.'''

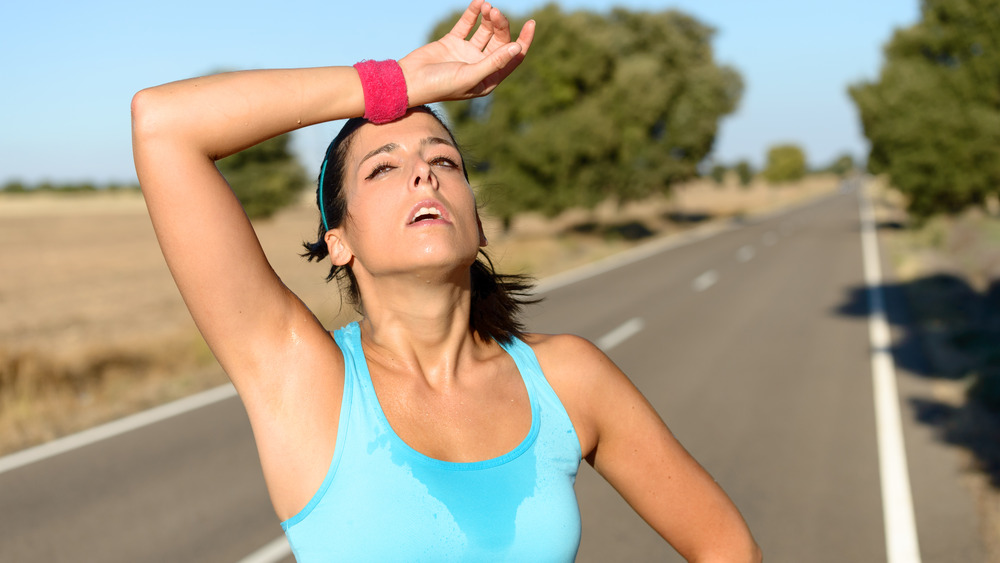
[399,0,535,105]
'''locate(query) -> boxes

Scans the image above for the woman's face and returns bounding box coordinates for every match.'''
[328,111,486,282]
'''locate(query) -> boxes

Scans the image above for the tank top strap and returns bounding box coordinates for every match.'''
[499,335,582,462]
[498,336,544,379]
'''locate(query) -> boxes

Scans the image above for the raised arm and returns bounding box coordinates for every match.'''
[130,1,534,391]
[535,334,762,562]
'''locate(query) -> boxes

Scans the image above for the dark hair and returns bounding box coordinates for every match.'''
[301,106,538,344]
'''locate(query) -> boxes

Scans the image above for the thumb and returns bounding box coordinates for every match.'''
[471,42,522,77]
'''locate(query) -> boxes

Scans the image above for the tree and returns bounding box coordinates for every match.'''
[763,144,806,184]
[216,133,307,219]
[709,164,727,185]
[431,5,743,225]
[734,160,754,187]
[849,0,1000,219]
[2,180,27,193]
[827,153,855,177]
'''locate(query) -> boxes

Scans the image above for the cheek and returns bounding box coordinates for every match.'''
[344,186,390,227]
[341,196,402,256]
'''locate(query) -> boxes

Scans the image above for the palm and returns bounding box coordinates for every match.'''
[400,1,534,105]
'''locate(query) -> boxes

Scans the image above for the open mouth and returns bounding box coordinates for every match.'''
[411,206,444,223]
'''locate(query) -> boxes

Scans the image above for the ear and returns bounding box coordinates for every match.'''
[324,230,354,266]
[476,209,488,247]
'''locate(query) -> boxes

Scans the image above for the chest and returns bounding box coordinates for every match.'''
[366,356,532,463]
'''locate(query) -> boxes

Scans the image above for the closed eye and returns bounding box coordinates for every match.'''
[365,161,395,180]
[430,156,460,170]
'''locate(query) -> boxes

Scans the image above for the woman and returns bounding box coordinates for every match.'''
[131,1,760,560]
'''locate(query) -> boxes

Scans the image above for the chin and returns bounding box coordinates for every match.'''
[407,247,479,278]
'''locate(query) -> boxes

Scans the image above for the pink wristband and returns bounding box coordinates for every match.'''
[353,59,409,124]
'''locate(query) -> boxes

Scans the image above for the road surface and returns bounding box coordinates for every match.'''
[0,183,986,561]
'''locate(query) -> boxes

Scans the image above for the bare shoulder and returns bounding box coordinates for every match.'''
[520,332,635,458]
[522,332,629,390]
[522,332,601,360]
[525,333,761,560]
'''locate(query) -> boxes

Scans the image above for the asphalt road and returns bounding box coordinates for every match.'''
[0,184,987,561]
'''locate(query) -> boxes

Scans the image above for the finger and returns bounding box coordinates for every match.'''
[484,6,512,51]
[514,18,536,56]
[466,42,523,95]
[449,0,485,40]
[468,3,496,50]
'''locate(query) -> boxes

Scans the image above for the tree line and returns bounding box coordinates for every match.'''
[22,3,996,226]
[2,180,140,193]
[709,149,856,187]
[21,4,913,221]
[2,132,307,221]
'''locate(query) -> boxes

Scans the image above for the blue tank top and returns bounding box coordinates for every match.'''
[281,322,583,562]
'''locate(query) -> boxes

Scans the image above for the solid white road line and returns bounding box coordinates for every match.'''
[737,245,755,263]
[596,318,645,352]
[237,535,292,563]
[691,269,719,292]
[0,384,237,475]
[859,185,922,563]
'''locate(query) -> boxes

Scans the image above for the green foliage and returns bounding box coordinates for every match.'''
[827,153,855,177]
[1,180,133,193]
[709,164,727,185]
[734,160,754,186]
[2,180,28,193]
[763,144,806,184]
[849,0,1000,220]
[216,134,307,219]
[431,5,743,224]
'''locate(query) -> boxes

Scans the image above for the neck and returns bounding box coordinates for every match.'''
[353,267,485,386]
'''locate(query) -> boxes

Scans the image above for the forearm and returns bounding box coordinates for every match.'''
[131,66,363,160]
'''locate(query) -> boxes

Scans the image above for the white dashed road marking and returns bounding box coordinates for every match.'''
[691,270,719,292]
[596,317,645,352]
[238,536,292,563]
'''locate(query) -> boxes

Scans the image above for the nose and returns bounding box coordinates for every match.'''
[411,159,437,191]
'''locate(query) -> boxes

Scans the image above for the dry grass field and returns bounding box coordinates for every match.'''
[0,175,839,455]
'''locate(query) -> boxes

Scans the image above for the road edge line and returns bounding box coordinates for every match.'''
[0,384,237,474]
[859,183,922,563]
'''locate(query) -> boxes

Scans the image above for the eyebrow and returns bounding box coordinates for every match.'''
[358,137,456,169]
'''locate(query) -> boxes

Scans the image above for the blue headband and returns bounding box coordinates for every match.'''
[318,156,330,232]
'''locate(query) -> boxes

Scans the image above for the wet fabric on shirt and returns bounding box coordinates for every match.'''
[281,322,583,562]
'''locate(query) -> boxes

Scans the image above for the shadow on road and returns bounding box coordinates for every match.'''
[569,219,659,241]
[834,273,1000,486]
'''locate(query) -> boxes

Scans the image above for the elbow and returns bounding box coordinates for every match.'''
[130,87,162,143]
[727,534,762,563]
[730,538,763,563]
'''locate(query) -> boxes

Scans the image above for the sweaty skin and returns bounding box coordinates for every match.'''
[131,1,760,560]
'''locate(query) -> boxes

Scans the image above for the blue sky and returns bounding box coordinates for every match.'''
[1,0,919,185]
